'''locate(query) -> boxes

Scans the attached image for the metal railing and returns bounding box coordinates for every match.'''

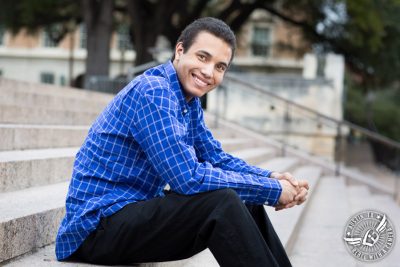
[210,73,399,200]
[86,61,160,94]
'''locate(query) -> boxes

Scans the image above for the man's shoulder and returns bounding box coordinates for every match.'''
[134,65,172,95]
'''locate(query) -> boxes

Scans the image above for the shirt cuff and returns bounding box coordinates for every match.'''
[261,178,282,206]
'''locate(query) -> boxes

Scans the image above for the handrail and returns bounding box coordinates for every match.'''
[222,73,399,200]
[225,74,400,150]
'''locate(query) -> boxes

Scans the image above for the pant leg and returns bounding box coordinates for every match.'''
[246,204,292,267]
[73,188,286,267]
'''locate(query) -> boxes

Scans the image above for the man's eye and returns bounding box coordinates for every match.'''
[198,55,206,61]
[216,64,226,72]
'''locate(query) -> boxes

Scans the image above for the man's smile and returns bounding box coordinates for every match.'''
[192,73,210,88]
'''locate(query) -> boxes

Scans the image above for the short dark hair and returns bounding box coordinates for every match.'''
[172,17,236,63]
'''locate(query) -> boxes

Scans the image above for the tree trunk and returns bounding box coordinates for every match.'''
[82,0,114,87]
[127,0,158,66]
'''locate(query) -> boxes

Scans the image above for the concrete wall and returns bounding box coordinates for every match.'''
[207,53,345,160]
[0,47,135,86]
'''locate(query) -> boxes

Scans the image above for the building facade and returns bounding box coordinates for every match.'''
[0,24,135,87]
[0,9,311,87]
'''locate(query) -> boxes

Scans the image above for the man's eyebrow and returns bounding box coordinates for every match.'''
[197,50,212,58]
[197,50,229,67]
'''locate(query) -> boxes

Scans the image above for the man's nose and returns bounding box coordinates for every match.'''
[200,64,213,78]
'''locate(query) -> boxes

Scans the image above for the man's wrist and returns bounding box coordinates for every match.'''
[269,171,280,179]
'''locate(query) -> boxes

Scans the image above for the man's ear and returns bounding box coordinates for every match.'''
[175,42,184,60]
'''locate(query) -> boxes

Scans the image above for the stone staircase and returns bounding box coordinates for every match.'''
[1,78,399,266]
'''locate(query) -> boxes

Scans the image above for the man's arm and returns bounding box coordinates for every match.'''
[193,107,273,178]
[192,106,309,210]
[127,84,282,206]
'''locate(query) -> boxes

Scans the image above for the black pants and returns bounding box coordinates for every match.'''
[71,189,292,267]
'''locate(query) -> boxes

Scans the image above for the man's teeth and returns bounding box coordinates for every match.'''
[194,76,207,87]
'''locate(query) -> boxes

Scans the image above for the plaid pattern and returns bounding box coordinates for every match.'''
[55,61,282,260]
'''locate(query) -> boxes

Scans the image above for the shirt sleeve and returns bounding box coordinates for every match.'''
[193,105,273,178]
[129,83,281,206]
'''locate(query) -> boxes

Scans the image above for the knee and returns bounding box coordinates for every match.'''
[208,188,243,207]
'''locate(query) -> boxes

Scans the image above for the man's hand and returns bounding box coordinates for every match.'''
[275,179,309,211]
[270,172,298,188]
[271,171,309,211]
[277,179,298,206]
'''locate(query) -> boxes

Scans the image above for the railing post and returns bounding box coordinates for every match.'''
[214,87,219,129]
[395,149,400,203]
[214,84,224,129]
[335,122,343,176]
[395,173,399,203]
[282,102,290,157]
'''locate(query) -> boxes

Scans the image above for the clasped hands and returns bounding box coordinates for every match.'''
[270,172,309,211]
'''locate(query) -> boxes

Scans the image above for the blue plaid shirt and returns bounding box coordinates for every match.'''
[55,61,282,260]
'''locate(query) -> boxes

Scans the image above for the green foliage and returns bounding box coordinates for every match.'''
[344,82,367,125]
[371,89,400,141]
[280,0,400,88]
[329,0,400,87]
[0,0,81,38]
[345,81,400,141]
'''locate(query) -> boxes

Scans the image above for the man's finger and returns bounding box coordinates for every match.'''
[283,172,299,187]
[284,201,297,209]
[298,180,309,190]
[297,197,307,205]
[295,187,308,201]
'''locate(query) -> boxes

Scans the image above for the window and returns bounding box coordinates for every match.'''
[251,27,271,57]
[117,25,133,51]
[316,54,326,77]
[60,75,66,86]
[0,25,4,46]
[40,72,55,84]
[43,28,57,48]
[80,24,87,49]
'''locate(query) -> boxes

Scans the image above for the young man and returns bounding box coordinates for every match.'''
[56,17,309,266]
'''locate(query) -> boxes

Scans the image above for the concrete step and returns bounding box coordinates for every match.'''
[346,185,375,213]
[0,78,113,102]
[257,157,300,173]
[207,127,243,139]
[4,243,217,267]
[345,187,400,266]
[0,144,272,194]
[268,165,322,252]
[0,104,99,125]
[4,244,107,266]
[0,182,68,263]
[0,127,252,152]
[347,185,400,229]
[219,138,257,152]
[0,124,88,151]
[0,147,78,192]
[371,196,400,266]
[289,177,357,267]
[368,194,400,231]
[230,147,275,165]
[1,89,110,113]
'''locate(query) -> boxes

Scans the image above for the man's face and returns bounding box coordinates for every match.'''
[173,31,232,102]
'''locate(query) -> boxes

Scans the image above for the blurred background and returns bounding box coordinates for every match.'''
[0,1,399,266]
[0,0,399,172]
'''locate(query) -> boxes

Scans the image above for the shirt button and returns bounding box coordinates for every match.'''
[183,109,188,114]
